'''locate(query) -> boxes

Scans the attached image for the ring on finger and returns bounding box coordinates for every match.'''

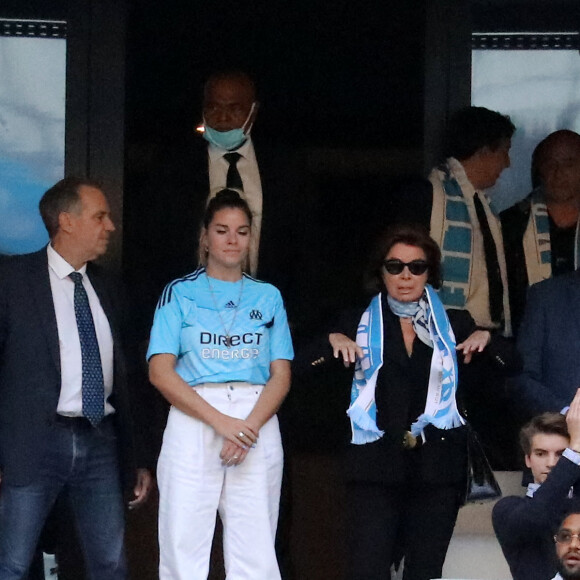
[238,431,245,438]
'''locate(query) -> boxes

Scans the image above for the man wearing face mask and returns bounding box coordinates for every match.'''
[201,72,264,278]
[127,70,310,334]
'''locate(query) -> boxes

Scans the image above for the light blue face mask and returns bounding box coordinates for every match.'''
[202,103,256,151]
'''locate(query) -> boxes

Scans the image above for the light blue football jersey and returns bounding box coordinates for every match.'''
[147,268,294,386]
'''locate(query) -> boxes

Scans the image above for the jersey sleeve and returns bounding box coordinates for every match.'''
[146,284,186,360]
[269,290,294,362]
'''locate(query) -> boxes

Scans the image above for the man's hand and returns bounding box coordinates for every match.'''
[567,388,580,452]
[128,468,153,510]
[456,330,491,364]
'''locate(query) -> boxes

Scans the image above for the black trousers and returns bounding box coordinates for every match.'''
[346,480,462,580]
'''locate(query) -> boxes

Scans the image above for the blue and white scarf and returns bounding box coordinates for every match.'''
[523,186,580,285]
[429,158,511,336]
[347,286,464,445]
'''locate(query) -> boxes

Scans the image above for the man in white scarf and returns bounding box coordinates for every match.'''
[502,130,580,336]
[396,106,515,336]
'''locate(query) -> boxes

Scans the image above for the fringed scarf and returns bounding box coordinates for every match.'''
[523,187,580,285]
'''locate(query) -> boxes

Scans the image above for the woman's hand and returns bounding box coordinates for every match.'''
[220,439,250,467]
[456,330,491,364]
[329,333,363,367]
[212,414,259,449]
[149,353,259,446]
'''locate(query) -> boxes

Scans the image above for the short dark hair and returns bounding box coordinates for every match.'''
[39,177,102,238]
[558,499,580,529]
[203,70,257,102]
[365,223,441,294]
[202,189,253,229]
[444,106,516,161]
[519,412,569,456]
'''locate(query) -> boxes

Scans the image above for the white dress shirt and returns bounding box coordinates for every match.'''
[47,245,115,416]
[208,137,263,275]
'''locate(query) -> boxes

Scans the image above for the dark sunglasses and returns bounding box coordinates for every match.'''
[383,259,429,276]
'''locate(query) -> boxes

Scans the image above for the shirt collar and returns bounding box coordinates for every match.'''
[446,156,493,203]
[526,482,541,498]
[208,135,254,163]
[526,480,574,499]
[47,244,87,280]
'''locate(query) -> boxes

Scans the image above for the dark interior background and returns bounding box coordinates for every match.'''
[125,1,425,149]
[1,1,579,577]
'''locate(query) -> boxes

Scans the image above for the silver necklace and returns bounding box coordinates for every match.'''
[206,273,244,347]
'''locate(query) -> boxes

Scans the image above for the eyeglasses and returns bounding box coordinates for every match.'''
[554,531,580,544]
[383,259,429,276]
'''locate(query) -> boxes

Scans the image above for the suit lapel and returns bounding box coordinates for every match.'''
[86,265,126,395]
[28,250,61,375]
[87,266,118,337]
[253,140,277,275]
[565,270,580,337]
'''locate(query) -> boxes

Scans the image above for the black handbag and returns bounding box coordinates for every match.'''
[463,422,502,504]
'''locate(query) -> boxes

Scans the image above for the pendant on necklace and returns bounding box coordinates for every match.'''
[206,273,244,349]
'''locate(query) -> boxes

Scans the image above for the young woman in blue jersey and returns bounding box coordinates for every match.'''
[147,189,293,580]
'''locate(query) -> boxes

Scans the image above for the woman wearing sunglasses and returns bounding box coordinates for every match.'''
[301,223,503,580]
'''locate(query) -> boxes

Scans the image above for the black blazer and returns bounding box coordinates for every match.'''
[512,269,580,417]
[0,249,146,487]
[343,305,470,485]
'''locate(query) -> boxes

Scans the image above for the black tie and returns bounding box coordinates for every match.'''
[224,152,243,191]
[69,272,105,425]
[473,193,504,326]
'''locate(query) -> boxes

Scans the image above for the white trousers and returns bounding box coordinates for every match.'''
[157,383,283,580]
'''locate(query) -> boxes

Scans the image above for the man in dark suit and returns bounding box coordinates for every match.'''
[126,70,310,334]
[513,268,580,418]
[0,177,152,579]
